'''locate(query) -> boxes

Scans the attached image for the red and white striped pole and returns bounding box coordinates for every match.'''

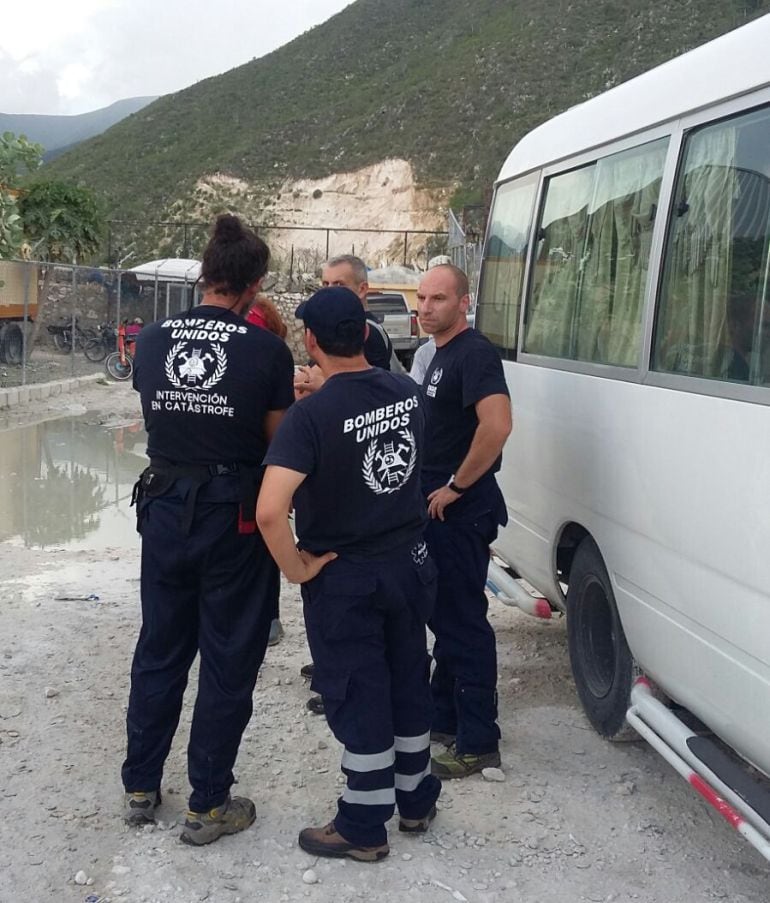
[627,678,770,862]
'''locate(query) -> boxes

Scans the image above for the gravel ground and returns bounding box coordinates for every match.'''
[0,347,107,389]
[0,382,767,903]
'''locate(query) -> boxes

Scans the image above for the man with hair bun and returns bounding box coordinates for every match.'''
[121,214,295,845]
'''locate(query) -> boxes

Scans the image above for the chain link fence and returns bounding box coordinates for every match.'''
[447,209,484,308]
[0,219,460,388]
[106,221,448,276]
[0,259,199,388]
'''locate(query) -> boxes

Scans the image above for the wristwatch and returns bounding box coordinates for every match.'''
[447,475,469,494]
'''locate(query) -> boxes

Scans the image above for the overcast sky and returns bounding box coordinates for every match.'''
[1,0,353,116]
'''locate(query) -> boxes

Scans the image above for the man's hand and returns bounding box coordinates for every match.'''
[427,484,462,521]
[283,548,338,584]
[293,364,325,399]
[258,465,337,583]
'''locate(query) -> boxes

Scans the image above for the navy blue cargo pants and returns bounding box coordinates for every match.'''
[301,540,442,848]
[423,478,506,756]
[121,475,275,812]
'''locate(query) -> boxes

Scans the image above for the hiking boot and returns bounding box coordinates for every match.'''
[298,821,389,862]
[300,662,314,680]
[399,804,437,834]
[430,730,456,746]
[306,695,325,716]
[179,795,256,846]
[431,744,501,779]
[123,790,161,826]
[268,618,284,646]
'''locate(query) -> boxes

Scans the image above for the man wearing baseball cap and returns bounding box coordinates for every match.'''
[257,286,441,862]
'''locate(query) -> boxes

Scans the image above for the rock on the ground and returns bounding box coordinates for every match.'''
[482,767,506,783]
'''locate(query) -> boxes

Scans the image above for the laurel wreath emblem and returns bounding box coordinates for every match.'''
[201,344,227,390]
[362,428,417,495]
[164,341,227,391]
[164,341,186,388]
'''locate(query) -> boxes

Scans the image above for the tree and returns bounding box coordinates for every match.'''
[0,131,42,259]
[18,179,104,355]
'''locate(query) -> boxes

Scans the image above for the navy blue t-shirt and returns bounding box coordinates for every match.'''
[422,328,509,484]
[264,368,426,555]
[364,313,392,370]
[133,306,294,466]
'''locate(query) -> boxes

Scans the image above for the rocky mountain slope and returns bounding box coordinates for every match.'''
[46,0,770,260]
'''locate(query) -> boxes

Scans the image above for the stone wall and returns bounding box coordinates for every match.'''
[262,271,320,363]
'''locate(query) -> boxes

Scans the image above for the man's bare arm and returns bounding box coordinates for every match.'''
[427,393,512,521]
[256,465,336,583]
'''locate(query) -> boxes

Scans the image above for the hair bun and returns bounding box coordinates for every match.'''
[213,213,244,243]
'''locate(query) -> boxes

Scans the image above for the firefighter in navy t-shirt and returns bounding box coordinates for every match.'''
[121,215,294,845]
[258,286,441,862]
[417,264,513,779]
[292,253,400,718]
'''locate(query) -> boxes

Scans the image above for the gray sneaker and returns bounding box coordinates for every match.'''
[268,619,284,646]
[180,795,256,846]
[124,790,161,826]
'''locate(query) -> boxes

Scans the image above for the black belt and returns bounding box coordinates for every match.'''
[132,458,261,536]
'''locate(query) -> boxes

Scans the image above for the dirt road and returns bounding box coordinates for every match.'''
[0,382,766,902]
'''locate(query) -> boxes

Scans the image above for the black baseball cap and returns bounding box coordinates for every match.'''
[295,286,366,346]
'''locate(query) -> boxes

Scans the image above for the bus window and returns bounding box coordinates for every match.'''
[475,173,538,358]
[653,105,770,386]
[524,139,668,366]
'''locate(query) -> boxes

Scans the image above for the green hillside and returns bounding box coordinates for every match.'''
[47,0,770,229]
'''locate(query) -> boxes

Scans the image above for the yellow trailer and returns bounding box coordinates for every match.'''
[0,260,38,363]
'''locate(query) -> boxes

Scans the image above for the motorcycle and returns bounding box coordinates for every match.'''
[83,322,117,362]
[47,318,96,353]
[104,322,135,381]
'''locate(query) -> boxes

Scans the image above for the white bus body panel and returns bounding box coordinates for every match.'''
[484,14,770,779]
[494,360,770,776]
[499,15,770,181]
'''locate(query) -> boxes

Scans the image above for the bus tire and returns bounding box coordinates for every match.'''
[567,536,636,740]
[0,322,24,365]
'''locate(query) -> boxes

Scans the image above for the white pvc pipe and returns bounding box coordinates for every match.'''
[629,679,770,847]
[487,560,552,619]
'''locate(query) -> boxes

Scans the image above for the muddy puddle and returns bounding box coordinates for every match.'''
[0,417,147,550]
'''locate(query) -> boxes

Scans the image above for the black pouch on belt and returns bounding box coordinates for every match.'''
[130,466,177,532]
[237,467,263,535]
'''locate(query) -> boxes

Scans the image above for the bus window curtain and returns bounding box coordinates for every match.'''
[656,127,737,376]
[525,167,593,358]
[577,143,667,367]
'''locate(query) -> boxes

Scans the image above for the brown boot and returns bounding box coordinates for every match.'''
[399,804,437,834]
[298,821,389,862]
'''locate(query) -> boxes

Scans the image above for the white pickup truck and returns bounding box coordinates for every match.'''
[366,290,420,369]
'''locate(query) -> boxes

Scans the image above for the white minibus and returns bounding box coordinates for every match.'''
[478,14,770,860]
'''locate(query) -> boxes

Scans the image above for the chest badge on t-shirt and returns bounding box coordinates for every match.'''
[426,366,443,398]
[166,342,227,390]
